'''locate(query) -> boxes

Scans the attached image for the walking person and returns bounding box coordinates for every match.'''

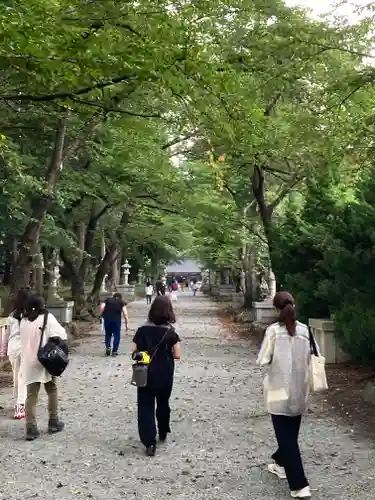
[156,278,166,296]
[20,294,67,441]
[170,279,178,302]
[145,281,154,305]
[257,291,316,498]
[100,292,129,356]
[132,295,181,457]
[3,288,32,419]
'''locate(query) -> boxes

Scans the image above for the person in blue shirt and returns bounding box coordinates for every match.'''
[100,293,129,356]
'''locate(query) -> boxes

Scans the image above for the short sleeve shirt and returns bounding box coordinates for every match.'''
[102,297,126,323]
[133,323,180,388]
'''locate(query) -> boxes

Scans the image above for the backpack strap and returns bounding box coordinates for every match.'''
[38,311,49,351]
[149,326,171,363]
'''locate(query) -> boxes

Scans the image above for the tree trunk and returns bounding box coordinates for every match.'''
[10,120,66,293]
[34,244,44,295]
[71,274,86,314]
[111,255,120,287]
[59,249,87,316]
[43,246,53,299]
[252,166,275,263]
[88,244,118,304]
[76,222,86,268]
[2,242,13,286]
[10,114,100,295]
[77,205,110,283]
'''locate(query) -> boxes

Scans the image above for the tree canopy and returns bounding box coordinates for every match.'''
[3,0,375,359]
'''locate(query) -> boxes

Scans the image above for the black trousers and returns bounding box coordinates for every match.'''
[137,385,172,447]
[271,414,309,491]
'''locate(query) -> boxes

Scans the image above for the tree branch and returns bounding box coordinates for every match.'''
[264,93,281,116]
[70,97,162,118]
[0,74,135,102]
[223,182,236,199]
[269,174,305,210]
[62,112,102,161]
[161,130,199,150]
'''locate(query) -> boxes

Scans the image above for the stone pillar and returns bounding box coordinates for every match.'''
[138,269,144,285]
[121,260,131,286]
[112,259,120,287]
[215,271,221,285]
[240,270,245,293]
[101,274,108,293]
[224,268,230,285]
[48,259,64,304]
[268,269,276,300]
[47,253,74,323]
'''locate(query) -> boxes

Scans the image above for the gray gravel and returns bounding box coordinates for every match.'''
[0,293,374,499]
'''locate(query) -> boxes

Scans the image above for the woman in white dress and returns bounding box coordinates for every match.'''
[257,291,317,499]
[6,289,32,419]
[20,294,68,441]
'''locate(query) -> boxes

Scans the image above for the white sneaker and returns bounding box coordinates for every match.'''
[267,463,287,479]
[291,486,311,498]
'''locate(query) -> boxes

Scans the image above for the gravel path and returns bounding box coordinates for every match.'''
[0,293,374,499]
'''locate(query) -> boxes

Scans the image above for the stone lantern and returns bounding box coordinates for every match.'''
[121,259,131,286]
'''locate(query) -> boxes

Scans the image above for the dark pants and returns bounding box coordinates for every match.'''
[146,295,152,304]
[271,415,309,491]
[104,320,121,353]
[137,385,172,447]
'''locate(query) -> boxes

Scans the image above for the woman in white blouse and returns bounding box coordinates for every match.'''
[257,291,317,499]
[20,294,67,441]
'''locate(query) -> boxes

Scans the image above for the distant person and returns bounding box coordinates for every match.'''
[3,288,32,419]
[170,279,178,302]
[100,293,129,356]
[145,281,154,305]
[192,281,197,296]
[156,278,166,296]
[132,296,181,457]
[257,291,318,499]
[20,294,67,441]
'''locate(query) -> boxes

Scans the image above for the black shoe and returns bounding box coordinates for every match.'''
[159,433,167,442]
[112,351,118,357]
[146,445,156,457]
[25,423,40,441]
[105,349,111,356]
[48,417,65,434]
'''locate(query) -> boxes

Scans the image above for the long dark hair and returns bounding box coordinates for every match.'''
[148,295,176,325]
[12,288,32,321]
[273,291,296,336]
[25,293,46,322]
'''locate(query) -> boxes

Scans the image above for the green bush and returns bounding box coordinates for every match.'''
[272,168,375,363]
[334,302,375,363]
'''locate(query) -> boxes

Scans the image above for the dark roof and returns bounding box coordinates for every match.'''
[167,259,201,274]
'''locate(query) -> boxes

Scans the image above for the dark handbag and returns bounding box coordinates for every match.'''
[131,327,170,387]
[37,311,69,377]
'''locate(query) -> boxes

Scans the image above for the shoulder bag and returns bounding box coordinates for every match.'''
[38,311,69,377]
[308,327,328,392]
[131,327,170,388]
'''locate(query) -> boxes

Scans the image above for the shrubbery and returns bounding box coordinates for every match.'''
[273,170,375,363]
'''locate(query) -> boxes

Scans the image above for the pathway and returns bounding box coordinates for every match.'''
[0,294,374,499]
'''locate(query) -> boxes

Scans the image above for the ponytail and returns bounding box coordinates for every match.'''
[278,303,296,336]
[273,290,297,337]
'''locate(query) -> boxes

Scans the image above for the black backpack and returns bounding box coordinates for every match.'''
[37,311,69,377]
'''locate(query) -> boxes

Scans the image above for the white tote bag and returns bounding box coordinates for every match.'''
[308,328,328,392]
